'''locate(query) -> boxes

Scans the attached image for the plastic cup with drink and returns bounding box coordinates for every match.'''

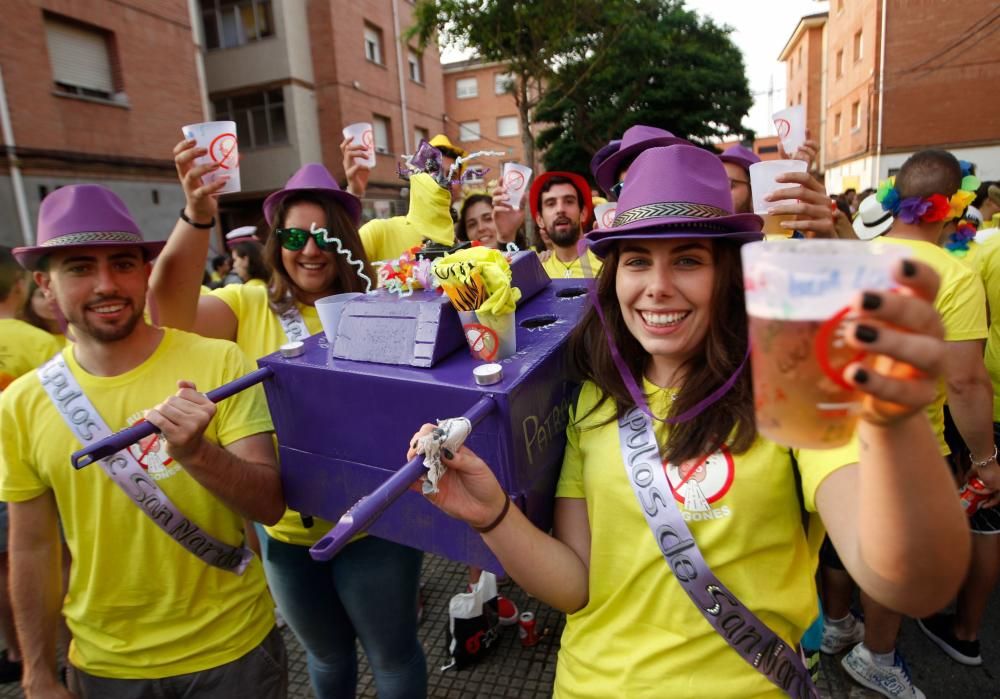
[342,122,377,168]
[748,159,807,240]
[316,292,364,347]
[501,163,533,211]
[181,121,241,195]
[742,239,907,449]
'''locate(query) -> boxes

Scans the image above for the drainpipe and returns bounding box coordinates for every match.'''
[391,0,411,154]
[873,0,887,188]
[0,65,33,246]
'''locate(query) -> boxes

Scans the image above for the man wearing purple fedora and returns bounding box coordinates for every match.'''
[0,185,287,698]
[593,125,690,199]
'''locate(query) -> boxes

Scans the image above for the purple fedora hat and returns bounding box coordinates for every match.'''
[718,144,760,173]
[594,125,690,194]
[589,139,621,184]
[262,163,362,228]
[13,185,165,271]
[587,145,763,257]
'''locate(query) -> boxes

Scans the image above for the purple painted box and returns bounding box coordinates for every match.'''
[258,272,589,573]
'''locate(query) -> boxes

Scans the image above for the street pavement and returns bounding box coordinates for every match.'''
[1,552,996,698]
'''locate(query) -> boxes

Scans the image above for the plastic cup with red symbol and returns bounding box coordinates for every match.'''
[502,163,533,211]
[342,122,377,168]
[181,121,241,195]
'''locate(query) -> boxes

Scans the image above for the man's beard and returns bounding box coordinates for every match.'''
[68,299,144,343]
[547,219,581,247]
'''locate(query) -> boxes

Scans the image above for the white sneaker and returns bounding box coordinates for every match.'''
[841,644,925,699]
[820,613,865,654]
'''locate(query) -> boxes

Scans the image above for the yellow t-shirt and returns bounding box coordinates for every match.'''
[0,329,275,679]
[245,278,267,289]
[541,249,603,279]
[0,318,62,391]
[976,239,1000,420]
[360,172,455,263]
[552,381,856,699]
[880,237,988,453]
[210,283,333,545]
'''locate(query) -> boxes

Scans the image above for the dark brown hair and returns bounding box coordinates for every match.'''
[231,240,269,283]
[263,193,375,313]
[895,149,961,200]
[456,193,493,242]
[0,246,22,302]
[568,238,757,464]
[535,175,586,217]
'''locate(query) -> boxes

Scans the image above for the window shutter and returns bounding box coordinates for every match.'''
[45,19,114,94]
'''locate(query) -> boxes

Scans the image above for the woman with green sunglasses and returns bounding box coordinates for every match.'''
[151,145,427,699]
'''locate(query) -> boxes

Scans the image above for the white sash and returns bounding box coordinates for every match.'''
[276,303,308,343]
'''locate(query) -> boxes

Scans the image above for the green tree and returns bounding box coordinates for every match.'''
[534,0,753,178]
[408,0,608,173]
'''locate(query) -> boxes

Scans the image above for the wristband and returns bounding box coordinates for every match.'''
[972,445,998,469]
[474,493,511,534]
[179,208,216,229]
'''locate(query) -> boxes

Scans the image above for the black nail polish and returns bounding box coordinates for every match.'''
[442,448,454,459]
[853,368,870,384]
[855,325,878,343]
[411,440,417,450]
[902,260,917,277]
[861,292,882,311]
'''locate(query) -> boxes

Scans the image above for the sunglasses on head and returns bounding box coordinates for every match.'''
[274,227,332,251]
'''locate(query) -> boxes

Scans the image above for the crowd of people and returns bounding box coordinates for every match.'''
[0,117,996,699]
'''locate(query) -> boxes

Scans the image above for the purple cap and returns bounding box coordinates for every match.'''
[587,145,763,257]
[263,163,362,227]
[594,125,690,194]
[589,139,621,186]
[13,185,164,270]
[718,144,760,173]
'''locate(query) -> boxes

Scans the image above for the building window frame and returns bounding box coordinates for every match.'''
[496,116,519,138]
[364,23,384,65]
[373,115,391,154]
[211,87,288,150]
[458,120,481,142]
[836,49,844,78]
[407,48,423,84]
[851,100,861,131]
[494,72,514,95]
[834,111,842,139]
[853,30,863,62]
[414,126,429,146]
[200,0,275,51]
[44,14,123,103]
[456,77,478,99]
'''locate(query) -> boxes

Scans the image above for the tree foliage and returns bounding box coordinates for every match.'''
[535,0,753,177]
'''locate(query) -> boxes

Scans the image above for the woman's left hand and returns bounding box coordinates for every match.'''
[840,258,946,426]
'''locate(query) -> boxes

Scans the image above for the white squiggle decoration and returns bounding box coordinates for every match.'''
[448,150,507,184]
[505,242,520,254]
[313,222,374,293]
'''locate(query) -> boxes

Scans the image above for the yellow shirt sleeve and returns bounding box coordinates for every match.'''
[793,438,859,513]
[210,282,245,318]
[211,343,274,447]
[555,399,586,499]
[0,378,50,501]
[937,264,987,342]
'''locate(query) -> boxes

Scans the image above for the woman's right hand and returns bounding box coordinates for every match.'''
[173,139,224,224]
[407,424,508,529]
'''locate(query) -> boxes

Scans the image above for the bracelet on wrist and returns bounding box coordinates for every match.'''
[972,445,998,469]
[474,493,511,534]
[179,208,216,229]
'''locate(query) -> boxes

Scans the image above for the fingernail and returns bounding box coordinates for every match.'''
[853,368,870,384]
[861,292,882,311]
[442,448,454,459]
[855,324,878,343]
[902,260,917,277]
[410,440,417,450]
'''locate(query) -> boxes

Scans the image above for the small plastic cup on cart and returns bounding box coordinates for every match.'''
[316,292,363,346]
[181,121,241,195]
[457,310,517,362]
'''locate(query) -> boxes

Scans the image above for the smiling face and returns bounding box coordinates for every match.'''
[279,201,338,303]
[615,238,716,386]
[37,246,148,343]
[463,200,498,246]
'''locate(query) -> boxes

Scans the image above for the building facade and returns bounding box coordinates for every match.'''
[780,0,1000,193]
[0,0,203,248]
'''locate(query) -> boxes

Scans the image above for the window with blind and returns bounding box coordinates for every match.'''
[373,115,391,154]
[200,0,274,51]
[212,88,287,149]
[44,16,117,100]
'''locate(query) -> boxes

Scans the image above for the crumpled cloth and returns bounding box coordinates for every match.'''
[432,246,521,316]
[417,417,472,494]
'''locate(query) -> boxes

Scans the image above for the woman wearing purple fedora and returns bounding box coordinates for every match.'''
[405,145,967,698]
[150,141,426,699]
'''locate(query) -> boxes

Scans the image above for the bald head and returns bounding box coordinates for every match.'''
[895,149,961,200]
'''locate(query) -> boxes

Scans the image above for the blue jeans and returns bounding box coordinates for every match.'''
[256,527,426,699]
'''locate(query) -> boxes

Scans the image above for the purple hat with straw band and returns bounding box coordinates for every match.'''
[594,125,689,194]
[587,144,763,257]
[589,139,621,185]
[718,144,760,173]
[13,185,165,271]
[263,163,361,227]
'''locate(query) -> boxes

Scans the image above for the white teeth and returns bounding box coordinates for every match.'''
[641,311,688,327]
[92,304,125,313]
[300,263,324,270]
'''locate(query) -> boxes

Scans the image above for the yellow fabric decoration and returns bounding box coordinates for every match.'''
[433,246,521,316]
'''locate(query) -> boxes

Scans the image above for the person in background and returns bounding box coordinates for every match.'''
[210,255,231,286]
[20,279,66,345]
[457,192,527,250]
[231,240,270,289]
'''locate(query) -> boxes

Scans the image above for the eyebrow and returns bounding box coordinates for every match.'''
[59,251,142,266]
[620,242,710,255]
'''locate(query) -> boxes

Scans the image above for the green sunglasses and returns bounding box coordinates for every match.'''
[274,227,333,251]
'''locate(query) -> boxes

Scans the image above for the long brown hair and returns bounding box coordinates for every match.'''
[568,238,757,464]
[263,193,375,313]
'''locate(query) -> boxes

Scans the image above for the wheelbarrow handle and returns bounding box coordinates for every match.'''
[70,367,274,469]
[309,394,497,561]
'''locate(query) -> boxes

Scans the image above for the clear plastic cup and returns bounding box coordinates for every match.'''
[316,292,363,346]
[772,105,806,156]
[342,122,376,168]
[181,121,241,194]
[457,310,516,362]
[749,159,808,238]
[501,163,533,211]
[742,239,907,449]
[594,202,617,230]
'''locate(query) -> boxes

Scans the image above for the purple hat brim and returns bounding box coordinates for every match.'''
[718,154,757,173]
[595,136,689,193]
[263,187,362,228]
[586,212,763,257]
[13,239,166,271]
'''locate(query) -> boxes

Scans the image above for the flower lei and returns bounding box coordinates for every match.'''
[944,219,978,257]
[876,174,980,225]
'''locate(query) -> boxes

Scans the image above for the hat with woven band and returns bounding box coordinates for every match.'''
[594,125,689,194]
[263,163,361,227]
[13,185,165,271]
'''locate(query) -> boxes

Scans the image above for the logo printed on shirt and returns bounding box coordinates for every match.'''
[664,446,734,521]
[125,412,180,480]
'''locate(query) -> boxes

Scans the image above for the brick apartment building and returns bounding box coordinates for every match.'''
[200,0,446,230]
[0,0,203,249]
[442,58,529,185]
[779,0,1000,193]
[716,135,783,162]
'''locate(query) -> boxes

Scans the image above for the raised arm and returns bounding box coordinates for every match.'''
[406,431,591,613]
[817,260,970,617]
[148,139,227,331]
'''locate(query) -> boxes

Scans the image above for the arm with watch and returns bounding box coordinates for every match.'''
[148,139,226,331]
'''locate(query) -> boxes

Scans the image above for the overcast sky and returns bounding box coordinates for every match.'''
[439,0,828,138]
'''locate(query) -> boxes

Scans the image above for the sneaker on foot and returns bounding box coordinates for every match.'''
[820,612,865,654]
[917,614,982,666]
[0,650,22,684]
[497,595,519,626]
[841,644,925,699]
